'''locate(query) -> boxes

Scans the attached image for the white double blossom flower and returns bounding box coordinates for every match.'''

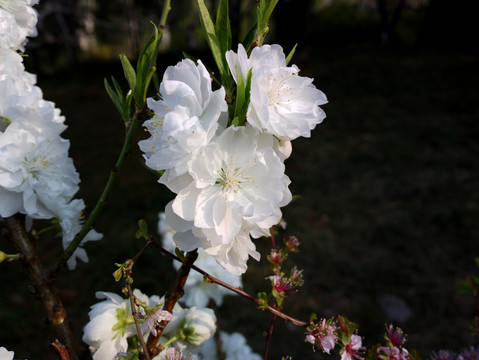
[139,58,227,192]
[0,0,39,51]
[226,43,328,140]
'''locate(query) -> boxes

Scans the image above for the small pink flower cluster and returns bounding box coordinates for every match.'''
[378,325,409,360]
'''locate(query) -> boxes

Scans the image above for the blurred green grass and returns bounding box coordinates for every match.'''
[1,44,479,359]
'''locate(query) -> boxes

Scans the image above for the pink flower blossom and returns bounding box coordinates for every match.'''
[140,309,173,337]
[269,249,283,265]
[305,318,336,354]
[378,346,409,360]
[341,334,363,360]
[269,275,295,294]
[385,325,406,347]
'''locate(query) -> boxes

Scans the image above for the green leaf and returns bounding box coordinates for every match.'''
[215,0,232,54]
[285,44,298,65]
[134,23,160,108]
[112,267,123,282]
[104,78,123,113]
[256,291,269,310]
[135,219,149,240]
[111,76,125,100]
[231,68,252,126]
[233,67,245,121]
[242,24,257,51]
[120,54,137,92]
[175,247,185,261]
[197,0,225,77]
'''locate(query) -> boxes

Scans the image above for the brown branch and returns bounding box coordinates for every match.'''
[4,215,80,360]
[263,314,277,360]
[145,249,198,357]
[50,339,71,360]
[151,241,309,328]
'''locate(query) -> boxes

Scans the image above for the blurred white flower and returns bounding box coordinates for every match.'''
[226,43,327,140]
[153,347,197,360]
[55,198,103,270]
[0,346,14,360]
[139,58,227,191]
[220,331,262,360]
[195,331,262,360]
[163,306,216,349]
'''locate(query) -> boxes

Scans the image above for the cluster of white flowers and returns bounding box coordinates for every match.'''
[140,44,326,275]
[82,289,261,360]
[0,0,101,269]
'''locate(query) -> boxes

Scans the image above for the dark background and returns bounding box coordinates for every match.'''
[1,0,479,359]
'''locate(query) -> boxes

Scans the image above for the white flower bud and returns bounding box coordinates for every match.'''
[165,307,216,348]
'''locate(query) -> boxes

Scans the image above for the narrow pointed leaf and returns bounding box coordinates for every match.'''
[111,77,125,101]
[197,0,225,76]
[233,67,245,119]
[238,68,253,122]
[120,54,136,92]
[216,0,232,54]
[104,78,127,120]
[285,44,298,65]
[134,23,160,108]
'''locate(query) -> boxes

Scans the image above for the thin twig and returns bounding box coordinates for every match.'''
[263,314,277,360]
[151,241,309,328]
[128,284,152,360]
[50,339,71,360]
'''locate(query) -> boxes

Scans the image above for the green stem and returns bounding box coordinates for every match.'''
[128,283,152,360]
[0,252,20,263]
[54,110,145,274]
[162,334,181,347]
[158,0,171,39]
[33,224,59,238]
